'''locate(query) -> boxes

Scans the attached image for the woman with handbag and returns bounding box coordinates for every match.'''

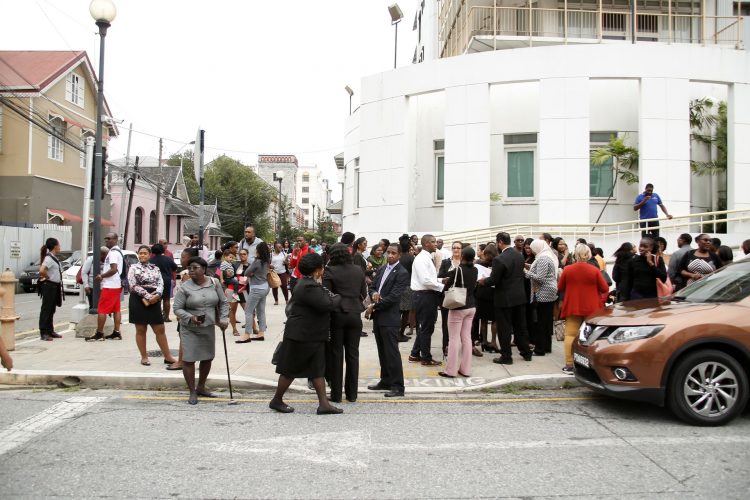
[237,241,271,343]
[438,241,463,358]
[525,239,559,356]
[438,247,478,378]
[619,237,668,301]
[173,256,229,405]
[37,237,64,341]
[128,245,177,366]
[270,241,290,305]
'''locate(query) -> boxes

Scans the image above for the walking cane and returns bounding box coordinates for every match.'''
[219,326,238,405]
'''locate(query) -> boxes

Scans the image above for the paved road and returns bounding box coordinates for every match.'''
[12,290,126,336]
[1,387,749,498]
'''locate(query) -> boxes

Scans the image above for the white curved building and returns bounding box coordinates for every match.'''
[341,1,750,243]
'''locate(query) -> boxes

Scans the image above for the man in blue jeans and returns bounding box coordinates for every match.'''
[634,183,672,237]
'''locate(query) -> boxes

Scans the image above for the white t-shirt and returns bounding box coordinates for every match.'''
[102,246,123,289]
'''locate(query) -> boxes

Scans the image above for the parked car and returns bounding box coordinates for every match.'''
[18,250,77,293]
[61,250,138,295]
[574,260,750,426]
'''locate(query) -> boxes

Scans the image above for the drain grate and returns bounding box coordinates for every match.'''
[146,349,179,358]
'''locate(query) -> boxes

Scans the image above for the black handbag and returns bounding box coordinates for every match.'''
[530,293,538,323]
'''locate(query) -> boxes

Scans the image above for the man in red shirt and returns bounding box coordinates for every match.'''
[288,235,313,293]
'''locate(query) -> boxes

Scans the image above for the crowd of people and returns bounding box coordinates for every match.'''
[23,223,750,412]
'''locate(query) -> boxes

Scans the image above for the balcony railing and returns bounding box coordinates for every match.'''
[439,4,744,57]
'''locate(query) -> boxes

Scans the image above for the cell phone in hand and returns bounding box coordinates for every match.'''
[196,314,206,323]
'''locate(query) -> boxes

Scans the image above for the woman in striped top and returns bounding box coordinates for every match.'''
[525,239,559,356]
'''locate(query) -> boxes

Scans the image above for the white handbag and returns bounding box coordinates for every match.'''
[442,266,467,310]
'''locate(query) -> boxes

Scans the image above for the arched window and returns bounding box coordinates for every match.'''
[149,210,157,244]
[134,207,143,244]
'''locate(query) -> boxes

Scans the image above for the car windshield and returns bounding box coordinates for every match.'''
[673,261,750,303]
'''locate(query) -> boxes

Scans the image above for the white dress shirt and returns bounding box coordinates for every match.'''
[411,250,445,292]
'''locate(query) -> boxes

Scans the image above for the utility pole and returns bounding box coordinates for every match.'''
[123,156,139,249]
[117,122,133,237]
[154,138,163,244]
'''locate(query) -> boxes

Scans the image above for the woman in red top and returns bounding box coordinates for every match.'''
[558,244,609,374]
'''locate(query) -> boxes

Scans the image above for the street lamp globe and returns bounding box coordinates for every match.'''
[89,0,117,24]
[275,170,285,181]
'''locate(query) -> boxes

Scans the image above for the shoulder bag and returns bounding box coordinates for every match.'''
[442,266,467,310]
[268,269,281,289]
[654,256,673,298]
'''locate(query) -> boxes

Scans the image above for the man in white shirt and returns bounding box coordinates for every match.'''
[408,234,445,366]
[87,233,124,342]
[239,225,263,265]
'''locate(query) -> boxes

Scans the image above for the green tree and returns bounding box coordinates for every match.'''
[690,99,727,176]
[202,155,274,241]
[590,135,639,226]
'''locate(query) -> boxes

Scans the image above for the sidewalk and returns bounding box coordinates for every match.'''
[1,293,575,394]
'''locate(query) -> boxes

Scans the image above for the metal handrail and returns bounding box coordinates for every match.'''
[437,209,750,246]
[439,3,743,57]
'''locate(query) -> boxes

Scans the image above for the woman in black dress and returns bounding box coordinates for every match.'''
[270,253,342,414]
[129,245,177,366]
[619,237,668,301]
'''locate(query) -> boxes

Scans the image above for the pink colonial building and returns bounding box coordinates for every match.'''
[109,156,229,252]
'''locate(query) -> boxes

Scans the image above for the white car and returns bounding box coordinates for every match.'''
[62,250,138,295]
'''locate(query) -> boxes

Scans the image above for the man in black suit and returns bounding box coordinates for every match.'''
[366,244,409,397]
[478,231,532,364]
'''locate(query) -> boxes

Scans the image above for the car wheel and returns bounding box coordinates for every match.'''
[22,286,33,293]
[667,349,748,426]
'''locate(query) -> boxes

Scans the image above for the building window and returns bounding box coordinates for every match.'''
[302,197,309,204]
[507,151,534,198]
[149,210,157,244]
[65,73,85,107]
[165,215,170,243]
[434,140,445,202]
[80,130,94,169]
[302,173,310,183]
[48,115,66,161]
[590,156,614,198]
[134,207,143,244]
[302,186,309,193]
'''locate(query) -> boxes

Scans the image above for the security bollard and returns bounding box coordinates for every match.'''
[0,268,20,351]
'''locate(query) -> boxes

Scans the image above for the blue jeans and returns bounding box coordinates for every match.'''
[244,286,269,333]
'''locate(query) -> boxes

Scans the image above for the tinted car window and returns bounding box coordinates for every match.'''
[673,261,750,303]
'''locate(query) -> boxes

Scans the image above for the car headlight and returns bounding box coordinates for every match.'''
[607,325,664,344]
[20,272,29,277]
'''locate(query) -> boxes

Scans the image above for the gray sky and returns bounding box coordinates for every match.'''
[0,0,420,201]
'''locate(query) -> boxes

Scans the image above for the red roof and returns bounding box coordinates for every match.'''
[0,51,86,90]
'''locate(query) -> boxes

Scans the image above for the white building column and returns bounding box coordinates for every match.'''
[443,83,490,232]
[727,82,750,232]
[538,77,590,223]
[638,78,691,218]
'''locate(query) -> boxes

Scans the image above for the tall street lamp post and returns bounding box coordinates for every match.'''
[388,4,404,69]
[273,170,284,235]
[89,0,117,313]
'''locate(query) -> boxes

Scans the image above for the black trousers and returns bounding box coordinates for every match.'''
[640,220,660,238]
[495,304,531,359]
[530,301,554,354]
[440,306,449,349]
[373,321,404,392]
[326,311,362,401]
[38,281,60,336]
[410,291,440,360]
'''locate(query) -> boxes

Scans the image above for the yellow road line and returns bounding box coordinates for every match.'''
[123,395,595,404]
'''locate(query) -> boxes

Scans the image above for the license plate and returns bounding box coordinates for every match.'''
[31,279,38,285]
[573,352,590,368]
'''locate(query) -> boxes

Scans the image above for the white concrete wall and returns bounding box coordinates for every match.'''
[342,43,750,242]
[728,82,750,232]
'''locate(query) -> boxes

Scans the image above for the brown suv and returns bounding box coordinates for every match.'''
[573,259,750,426]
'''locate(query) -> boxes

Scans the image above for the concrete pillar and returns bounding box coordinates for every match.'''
[538,77,590,223]
[727,82,750,232]
[443,83,490,231]
[638,77,691,218]
[0,269,19,351]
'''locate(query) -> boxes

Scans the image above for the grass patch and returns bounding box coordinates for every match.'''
[500,383,545,395]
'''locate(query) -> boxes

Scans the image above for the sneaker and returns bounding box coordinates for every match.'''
[562,366,574,374]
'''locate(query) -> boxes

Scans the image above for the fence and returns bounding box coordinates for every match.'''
[0,225,73,278]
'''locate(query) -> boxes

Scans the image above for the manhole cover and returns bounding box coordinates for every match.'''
[146,349,179,358]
